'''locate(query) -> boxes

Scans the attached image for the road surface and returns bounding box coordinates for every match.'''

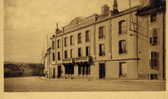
[4,76,166,92]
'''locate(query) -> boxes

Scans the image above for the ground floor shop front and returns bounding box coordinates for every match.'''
[46,60,143,80]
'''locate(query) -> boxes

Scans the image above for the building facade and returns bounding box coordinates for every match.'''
[44,0,165,80]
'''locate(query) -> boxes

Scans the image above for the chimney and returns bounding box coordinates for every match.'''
[112,0,119,14]
[101,4,110,15]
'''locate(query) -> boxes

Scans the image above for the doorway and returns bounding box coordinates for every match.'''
[119,62,127,78]
[57,66,62,78]
[53,68,55,78]
[99,63,105,79]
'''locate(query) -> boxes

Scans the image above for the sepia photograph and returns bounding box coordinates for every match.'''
[4,0,166,92]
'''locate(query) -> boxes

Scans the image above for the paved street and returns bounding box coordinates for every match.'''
[4,76,166,92]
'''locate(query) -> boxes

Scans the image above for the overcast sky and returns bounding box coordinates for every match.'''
[4,0,140,63]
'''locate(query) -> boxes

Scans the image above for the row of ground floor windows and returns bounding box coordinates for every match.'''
[78,65,90,75]
[64,64,90,75]
[63,63,127,78]
[55,63,159,80]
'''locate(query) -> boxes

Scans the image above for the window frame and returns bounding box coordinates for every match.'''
[99,44,105,56]
[57,52,61,60]
[78,33,82,44]
[98,26,105,39]
[150,51,159,69]
[64,50,68,59]
[64,37,67,47]
[78,48,82,57]
[86,46,90,56]
[85,30,90,42]
[118,20,126,34]
[70,49,73,58]
[150,28,158,46]
[70,35,73,45]
[57,39,60,48]
[119,40,127,54]
[52,53,55,61]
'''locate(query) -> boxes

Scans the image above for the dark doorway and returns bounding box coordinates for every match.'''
[57,66,61,78]
[99,63,105,79]
[53,68,55,78]
[64,64,74,75]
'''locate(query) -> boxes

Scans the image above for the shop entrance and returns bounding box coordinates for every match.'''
[99,63,105,79]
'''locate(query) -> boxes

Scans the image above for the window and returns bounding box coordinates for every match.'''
[86,46,90,56]
[119,40,127,54]
[64,37,67,47]
[99,26,105,39]
[78,33,82,44]
[99,44,105,56]
[150,52,159,70]
[65,65,74,74]
[118,20,126,34]
[57,39,60,48]
[78,48,82,57]
[52,41,55,49]
[150,13,157,22]
[70,49,73,58]
[150,29,158,46]
[85,30,90,42]
[52,53,55,61]
[70,35,73,45]
[64,50,68,59]
[57,52,60,60]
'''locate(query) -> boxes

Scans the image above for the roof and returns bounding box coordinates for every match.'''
[137,1,166,16]
[59,5,140,34]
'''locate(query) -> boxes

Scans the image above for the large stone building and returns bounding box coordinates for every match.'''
[43,0,166,80]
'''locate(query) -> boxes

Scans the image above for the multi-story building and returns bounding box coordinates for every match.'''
[43,0,165,80]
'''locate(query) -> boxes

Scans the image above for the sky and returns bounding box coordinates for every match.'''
[4,0,140,63]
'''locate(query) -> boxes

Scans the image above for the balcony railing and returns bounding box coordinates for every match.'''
[62,56,93,64]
